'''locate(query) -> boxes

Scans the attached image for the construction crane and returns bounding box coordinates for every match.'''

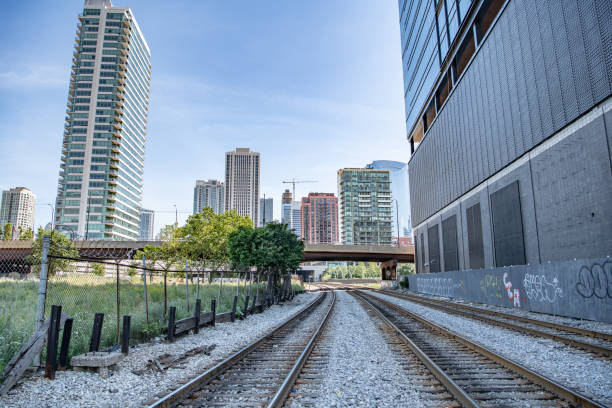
[282,178,318,199]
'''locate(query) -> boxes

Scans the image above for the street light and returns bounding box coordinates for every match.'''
[173,204,177,225]
[47,204,55,230]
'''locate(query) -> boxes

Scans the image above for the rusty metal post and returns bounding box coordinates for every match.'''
[45,305,61,379]
[194,299,201,334]
[89,313,104,352]
[210,299,216,326]
[116,263,120,343]
[184,260,189,313]
[34,235,51,367]
[121,315,131,354]
[163,272,167,319]
[167,306,176,342]
[243,295,250,318]
[142,255,149,324]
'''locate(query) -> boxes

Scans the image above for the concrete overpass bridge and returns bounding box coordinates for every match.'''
[0,240,414,278]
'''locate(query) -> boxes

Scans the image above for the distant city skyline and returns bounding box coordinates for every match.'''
[0,1,407,235]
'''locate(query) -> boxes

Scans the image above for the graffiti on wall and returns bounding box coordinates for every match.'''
[503,272,520,307]
[416,277,462,297]
[479,274,503,300]
[523,274,563,303]
[576,261,612,299]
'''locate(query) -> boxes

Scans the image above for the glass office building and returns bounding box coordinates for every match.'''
[55,0,151,240]
[337,168,392,246]
[398,0,612,273]
[366,160,411,239]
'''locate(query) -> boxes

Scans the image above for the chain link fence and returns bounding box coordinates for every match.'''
[0,238,298,378]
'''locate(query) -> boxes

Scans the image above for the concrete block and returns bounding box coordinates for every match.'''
[70,351,124,368]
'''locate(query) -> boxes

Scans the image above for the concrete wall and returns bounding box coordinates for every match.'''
[408,257,612,323]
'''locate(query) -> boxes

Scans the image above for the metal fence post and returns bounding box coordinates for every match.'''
[116,263,120,343]
[142,255,149,324]
[34,235,50,367]
[185,260,189,313]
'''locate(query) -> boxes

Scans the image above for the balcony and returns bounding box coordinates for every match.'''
[112,122,122,130]
[108,179,117,186]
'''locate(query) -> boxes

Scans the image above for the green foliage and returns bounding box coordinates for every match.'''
[398,264,415,275]
[2,223,12,240]
[128,262,139,277]
[399,275,410,289]
[28,228,79,276]
[175,208,253,272]
[91,263,105,276]
[19,227,33,241]
[322,262,381,280]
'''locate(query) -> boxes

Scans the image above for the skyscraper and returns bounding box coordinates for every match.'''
[259,197,273,227]
[337,168,392,246]
[281,189,292,225]
[399,0,612,273]
[301,193,338,244]
[193,180,225,215]
[55,0,151,240]
[224,148,260,226]
[0,187,36,233]
[366,161,411,239]
[290,201,301,237]
[139,208,154,240]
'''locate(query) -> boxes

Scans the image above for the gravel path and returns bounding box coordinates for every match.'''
[397,289,612,334]
[370,291,612,406]
[0,293,317,408]
[288,291,424,407]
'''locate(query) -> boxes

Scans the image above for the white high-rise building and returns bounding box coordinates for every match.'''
[193,180,225,215]
[224,148,260,226]
[290,201,301,236]
[55,0,151,240]
[0,187,36,234]
[139,208,154,240]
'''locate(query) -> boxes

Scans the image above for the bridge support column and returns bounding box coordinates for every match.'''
[380,259,397,282]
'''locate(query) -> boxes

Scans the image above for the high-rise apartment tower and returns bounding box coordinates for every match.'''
[399,0,612,273]
[337,168,392,245]
[224,148,260,226]
[55,0,151,240]
[193,180,224,215]
[301,193,338,244]
[0,187,36,233]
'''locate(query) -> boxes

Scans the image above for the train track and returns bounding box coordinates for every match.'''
[374,289,612,358]
[148,291,335,408]
[353,290,605,408]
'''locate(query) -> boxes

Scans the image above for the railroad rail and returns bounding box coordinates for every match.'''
[353,290,605,408]
[148,291,335,408]
[374,289,612,358]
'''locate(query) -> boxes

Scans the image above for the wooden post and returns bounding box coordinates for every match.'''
[89,313,104,352]
[243,295,250,318]
[167,306,176,342]
[116,263,120,343]
[142,255,149,324]
[210,299,216,326]
[231,295,238,322]
[121,315,131,354]
[58,318,73,371]
[163,272,167,319]
[194,299,201,334]
[45,305,61,379]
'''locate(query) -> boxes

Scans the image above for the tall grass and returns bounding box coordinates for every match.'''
[0,275,302,379]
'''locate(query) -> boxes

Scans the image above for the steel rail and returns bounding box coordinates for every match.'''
[267,290,336,407]
[360,290,606,408]
[375,289,612,357]
[148,292,327,408]
[350,291,480,408]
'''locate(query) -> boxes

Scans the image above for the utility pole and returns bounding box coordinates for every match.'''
[262,194,266,227]
[173,204,177,225]
[394,199,400,247]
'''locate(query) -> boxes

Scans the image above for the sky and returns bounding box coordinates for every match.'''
[0,0,408,234]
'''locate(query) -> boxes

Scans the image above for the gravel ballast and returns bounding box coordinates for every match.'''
[370,291,612,406]
[0,293,317,408]
[288,291,424,407]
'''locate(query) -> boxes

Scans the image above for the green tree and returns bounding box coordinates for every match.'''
[398,264,415,275]
[19,227,34,241]
[28,228,78,276]
[91,263,105,276]
[2,223,12,240]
